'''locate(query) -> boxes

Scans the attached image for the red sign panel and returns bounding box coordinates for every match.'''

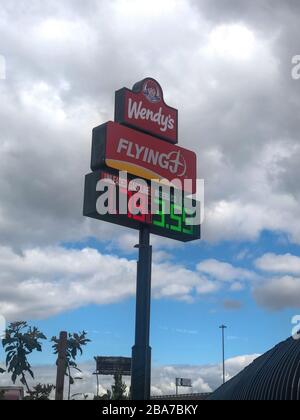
[115,78,178,144]
[91,122,196,193]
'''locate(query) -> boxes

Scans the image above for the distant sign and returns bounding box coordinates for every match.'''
[115,78,178,144]
[176,378,192,388]
[95,357,132,376]
[0,387,24,400]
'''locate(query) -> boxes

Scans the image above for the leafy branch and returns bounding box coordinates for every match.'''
[24,383,55,400]
[2,322,46,393]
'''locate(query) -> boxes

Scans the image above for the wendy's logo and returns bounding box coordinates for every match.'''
[143,80,161,103]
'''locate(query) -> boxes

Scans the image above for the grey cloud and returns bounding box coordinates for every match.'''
[1,0,300,251]
[253,275,300,311]
[223,299,243,310]
[0,246,217,321]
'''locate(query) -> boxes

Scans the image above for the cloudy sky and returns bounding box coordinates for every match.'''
[1,0,300,395]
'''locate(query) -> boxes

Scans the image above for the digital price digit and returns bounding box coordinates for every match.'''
[170,203,182,232]
[182,207,194,235]
[153,198,195,237]
[127,190,152,224]
[153,198,165,228]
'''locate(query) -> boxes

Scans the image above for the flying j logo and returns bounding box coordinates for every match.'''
[115,78,178,144]
[91,122,196,193]
[116,140,187,177]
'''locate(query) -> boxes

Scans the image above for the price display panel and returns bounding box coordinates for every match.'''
[83,169,200,243]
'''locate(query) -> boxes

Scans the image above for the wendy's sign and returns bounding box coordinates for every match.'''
[115,78,178,144]
[91,121,196,193]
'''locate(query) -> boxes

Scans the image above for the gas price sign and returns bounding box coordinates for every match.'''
[84,77,201,243]
[83,169,200,242]
[84,77,201,401]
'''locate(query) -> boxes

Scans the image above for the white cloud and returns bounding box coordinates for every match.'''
[206,24,256,61]
[230,282,244,292]
[255,253,300,275]
[152,354,260,396]
[1,0,300,321]
[0,354,259,398]
[152,250,174,263]
[0,246,217,321]
[197,259,255,282]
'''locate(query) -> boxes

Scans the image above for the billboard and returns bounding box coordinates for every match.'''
[95,357,132,376]
[91,121,197,193]
[176,378,192,387]
[115,78,178,144]
[0,387,24,400]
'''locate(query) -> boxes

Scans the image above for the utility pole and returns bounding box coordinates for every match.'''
[131,225,152,400]
[55,331,68,400]
[219,325,227,385]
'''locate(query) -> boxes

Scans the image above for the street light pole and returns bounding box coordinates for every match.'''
[219,325,227,385]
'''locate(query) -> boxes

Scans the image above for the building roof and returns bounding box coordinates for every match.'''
[209,334,300,400]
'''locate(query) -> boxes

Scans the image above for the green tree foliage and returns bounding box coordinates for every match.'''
[93,375,128,400]
[1,322,91,400]
[25,384,55,400]
[2,322,46,393]
[94,389,112,400]
[111,374,128,400]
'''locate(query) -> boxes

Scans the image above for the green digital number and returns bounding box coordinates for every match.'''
[153,198,165,228]
[183,207,194,235]
[170,204,182,232]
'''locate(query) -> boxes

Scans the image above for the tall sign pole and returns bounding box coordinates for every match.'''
[84,77,201,400]
[131,225,152,400]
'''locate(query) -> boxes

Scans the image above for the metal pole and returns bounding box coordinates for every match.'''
[96,373,99,398]
[219,325,227,385]
[55,331,68,400]
[131,225,152,400]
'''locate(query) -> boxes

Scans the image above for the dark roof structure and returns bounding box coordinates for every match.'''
[209,334,300,400]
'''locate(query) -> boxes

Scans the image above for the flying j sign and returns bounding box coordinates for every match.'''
[91,121,197,193]
[115,78,178,144]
